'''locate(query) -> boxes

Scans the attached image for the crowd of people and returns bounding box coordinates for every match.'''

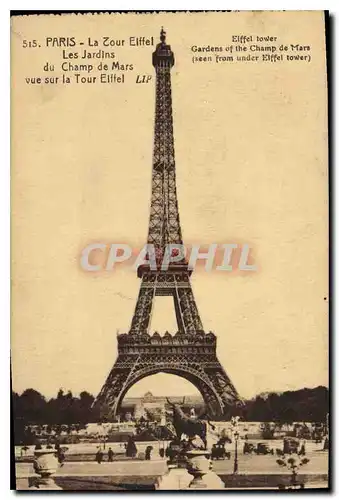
[94,436,154,463]
[95,447,115,464]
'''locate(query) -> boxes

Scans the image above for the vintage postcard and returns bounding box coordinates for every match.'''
[11,10,329,491]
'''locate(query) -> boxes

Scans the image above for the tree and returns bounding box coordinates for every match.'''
[78,391,95,424]
[242,387,329,423]
[15,389,47,424]
[79,391,94,407]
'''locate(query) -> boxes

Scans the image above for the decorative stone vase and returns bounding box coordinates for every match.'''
[186,449,224,489]
[156,463,192,490]
[30,449,61,490]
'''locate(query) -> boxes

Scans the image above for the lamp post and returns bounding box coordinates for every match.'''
[233,430,239,474]
[230,416,240,475]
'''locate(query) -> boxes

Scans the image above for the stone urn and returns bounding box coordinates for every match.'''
[31,449,61,490]
[186,449,224,489]
[156,463,192,490]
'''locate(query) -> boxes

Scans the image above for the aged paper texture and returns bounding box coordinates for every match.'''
[11,11,328,491]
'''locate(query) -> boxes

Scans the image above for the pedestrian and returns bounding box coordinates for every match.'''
[126,436,138,458]
[57,447,65,467]
[299,441,306,456]
[145,445,153,460]
[108,447,114,462]
[323,436,329,450]
[96,448,103,464]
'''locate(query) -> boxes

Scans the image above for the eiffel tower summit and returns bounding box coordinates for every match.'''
[95,29,242,419]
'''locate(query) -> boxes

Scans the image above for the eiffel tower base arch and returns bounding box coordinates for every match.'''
[95,333,242,420]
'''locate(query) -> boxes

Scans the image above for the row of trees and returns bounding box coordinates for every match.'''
[12,385,329,431]
[242,386,329,424]
[13,389,100,443]
[12,389,98,426]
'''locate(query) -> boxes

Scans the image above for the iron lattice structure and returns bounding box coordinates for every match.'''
[95,30,242,419]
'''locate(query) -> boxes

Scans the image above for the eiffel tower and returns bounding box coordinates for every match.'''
[95,29,242,419]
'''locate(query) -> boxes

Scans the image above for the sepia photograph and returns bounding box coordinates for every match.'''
[10,10,329,491]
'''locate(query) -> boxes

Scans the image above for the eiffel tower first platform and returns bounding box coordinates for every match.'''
[95,29,242,419]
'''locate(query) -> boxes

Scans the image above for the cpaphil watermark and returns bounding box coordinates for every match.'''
[80,243,257,272]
